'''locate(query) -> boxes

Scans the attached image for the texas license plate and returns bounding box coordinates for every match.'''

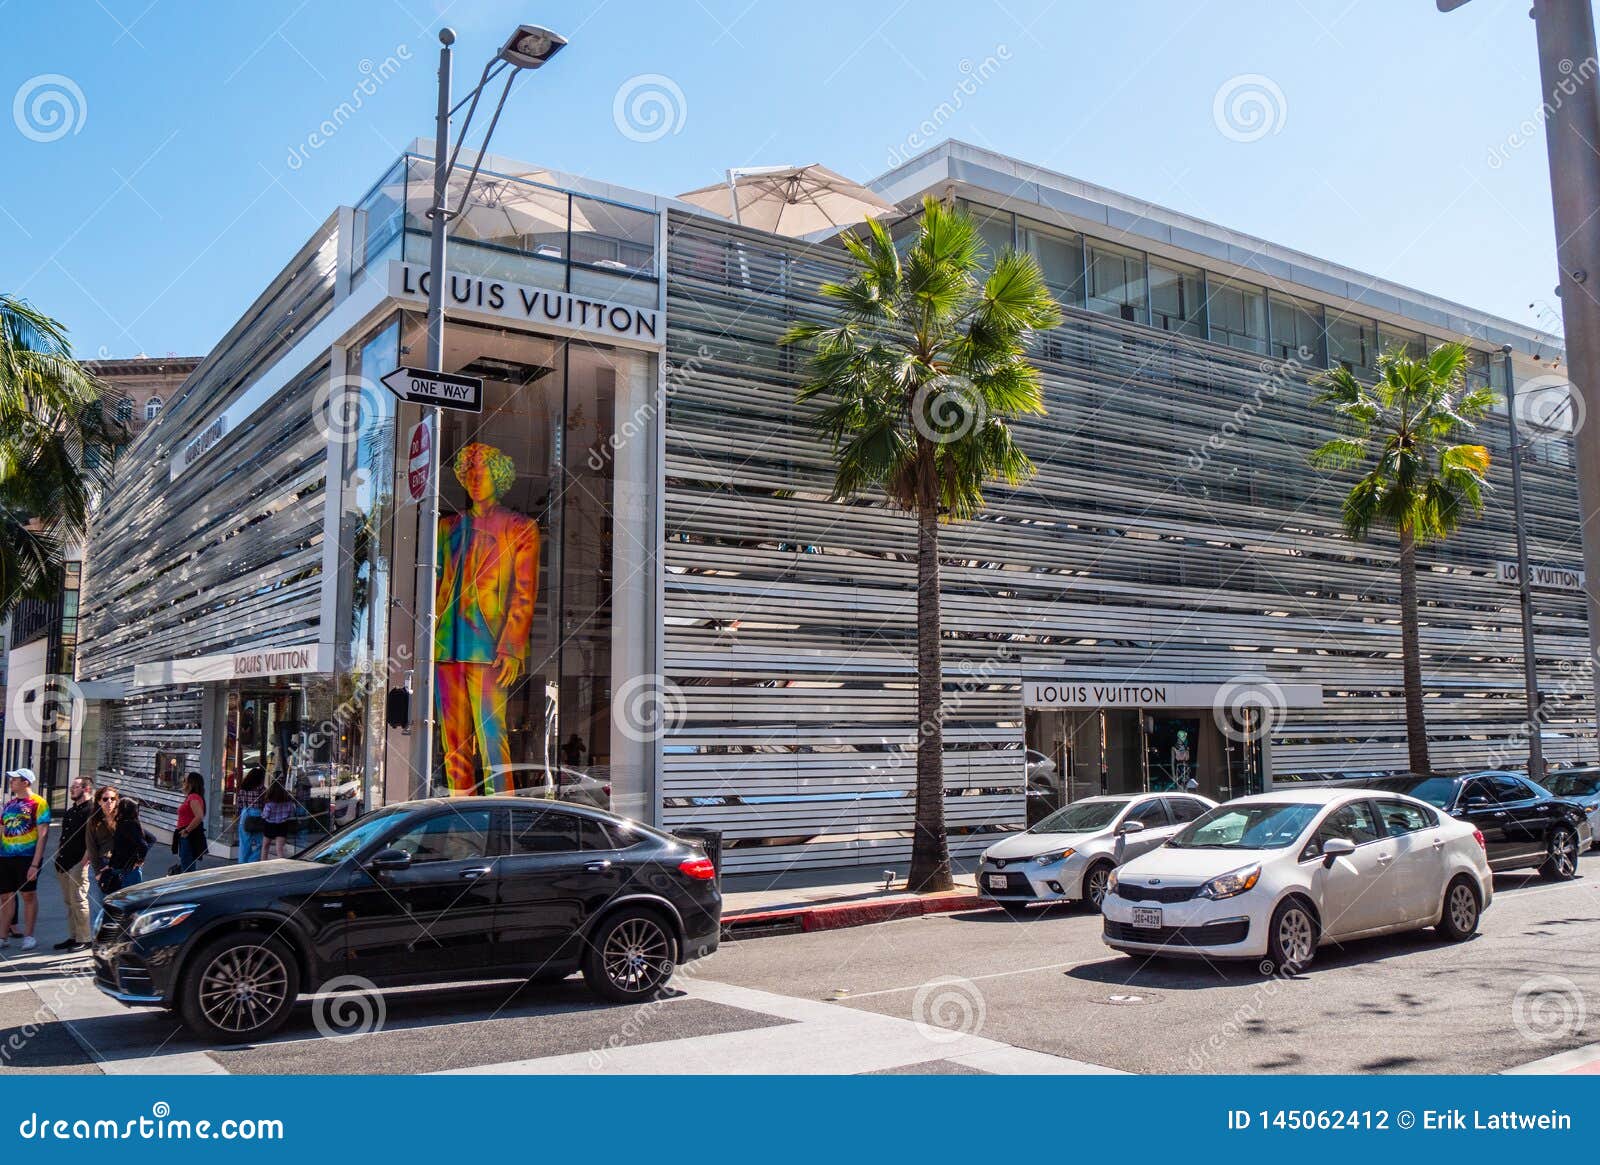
[1132,906,1163,929]
[986,873,1008,890]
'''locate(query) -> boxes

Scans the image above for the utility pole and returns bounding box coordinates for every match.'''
[1503,348,1545,780]
[1531,0,1600,760]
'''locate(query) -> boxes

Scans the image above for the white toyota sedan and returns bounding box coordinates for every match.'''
[1101,787,1493,972]
[978,793,1217,913]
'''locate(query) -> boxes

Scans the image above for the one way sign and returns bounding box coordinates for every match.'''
[380,366,484,413]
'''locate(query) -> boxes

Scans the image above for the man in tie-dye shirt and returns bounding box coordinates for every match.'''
[0,769,51,951]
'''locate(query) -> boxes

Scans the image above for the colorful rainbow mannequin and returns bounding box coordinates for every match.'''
[434,442,540,795]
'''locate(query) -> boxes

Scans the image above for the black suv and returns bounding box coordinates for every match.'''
[1343,772,1590,879]
[92,798,721,1042]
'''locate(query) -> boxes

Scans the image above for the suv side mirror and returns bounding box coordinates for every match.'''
[369,848,412,872]
[1115,820,1145,836]
[1463,795,1492,811]
[1321,837,1356,867]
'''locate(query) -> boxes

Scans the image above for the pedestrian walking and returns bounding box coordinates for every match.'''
[234,766,267,863]
[261,780,296,860]
[52,776,96,951]
[89,785,148,894]
[0,769,52,952]
[173,772,207,873]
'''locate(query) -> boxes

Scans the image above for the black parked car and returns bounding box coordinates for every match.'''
[92,798,721,1042]
[1344,772,1590,879]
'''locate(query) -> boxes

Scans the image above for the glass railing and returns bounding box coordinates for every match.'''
[351,154,659,309]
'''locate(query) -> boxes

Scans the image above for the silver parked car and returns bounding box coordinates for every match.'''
[1545,768,1600,849]
[978,792,1217,914]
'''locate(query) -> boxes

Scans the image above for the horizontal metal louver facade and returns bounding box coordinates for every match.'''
[661,210,1593,874]
[78,220,341,687]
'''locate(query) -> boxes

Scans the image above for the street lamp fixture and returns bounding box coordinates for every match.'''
[498,24,567,70]
[408,23,568,796]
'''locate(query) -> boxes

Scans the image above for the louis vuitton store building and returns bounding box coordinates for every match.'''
[78,139,1594,873]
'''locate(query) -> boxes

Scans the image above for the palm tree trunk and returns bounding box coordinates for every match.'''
[907,451,953,892]
[1398,525,1432,773]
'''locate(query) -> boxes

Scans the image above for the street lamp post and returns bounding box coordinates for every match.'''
[1439,0,1600,763]
[1503,347,1545,780]
[407,24,568,797]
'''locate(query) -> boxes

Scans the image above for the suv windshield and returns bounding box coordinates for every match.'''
[1548,773,1600,798]
[1353,776,1459,808]
[1030,800,1122,834]
[299,808,407,865]
[1169,802,1320,850]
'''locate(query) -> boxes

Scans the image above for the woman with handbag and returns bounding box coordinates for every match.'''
[174,772,207,873]
[88,785,148,895]
[234,766,267,863]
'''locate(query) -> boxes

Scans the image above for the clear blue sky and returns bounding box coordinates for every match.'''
[1,0,1570,360]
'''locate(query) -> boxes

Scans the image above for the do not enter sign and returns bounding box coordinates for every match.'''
[407,422,431,501]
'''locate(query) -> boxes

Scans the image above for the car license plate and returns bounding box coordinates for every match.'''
[1132,906,1162,929]
[986,873,1008,890]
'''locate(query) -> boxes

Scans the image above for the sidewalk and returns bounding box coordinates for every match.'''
[719,861,987,938]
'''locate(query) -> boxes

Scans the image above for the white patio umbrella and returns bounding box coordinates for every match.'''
[677,164,896,236]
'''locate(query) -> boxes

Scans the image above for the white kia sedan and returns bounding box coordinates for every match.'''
[978,793,1216,913]
[1101,788,1493,972]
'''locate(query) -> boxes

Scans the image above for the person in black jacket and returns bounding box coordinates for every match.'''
[52,776,96,950]
[87,786,147,892]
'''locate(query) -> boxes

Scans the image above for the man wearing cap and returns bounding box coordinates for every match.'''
[0,769,51,952]
[52,776,95,951]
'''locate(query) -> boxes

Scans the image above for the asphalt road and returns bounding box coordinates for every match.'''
[2,855,1595,1074]
[705,860,1600,1074]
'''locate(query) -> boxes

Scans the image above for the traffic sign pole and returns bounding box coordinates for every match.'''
[409,29,454,800]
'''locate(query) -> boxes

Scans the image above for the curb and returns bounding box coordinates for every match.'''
[721,891,985,941]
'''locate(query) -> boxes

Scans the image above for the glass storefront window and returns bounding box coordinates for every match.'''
[1379,324,1427,361]
[1268,291,1325,364]
[1085,242,1147,323]
[402,319,652,808]
[1149,260,1205,337]
[1019,220,1086,308]
[1326,311,1376,375]
[1208,277,1268,354]
[965,203,1015,259]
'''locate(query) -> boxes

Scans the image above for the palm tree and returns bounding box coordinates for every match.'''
[1309,342,1497,774]
[781,198,1061,891]
[0,294,125,620]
